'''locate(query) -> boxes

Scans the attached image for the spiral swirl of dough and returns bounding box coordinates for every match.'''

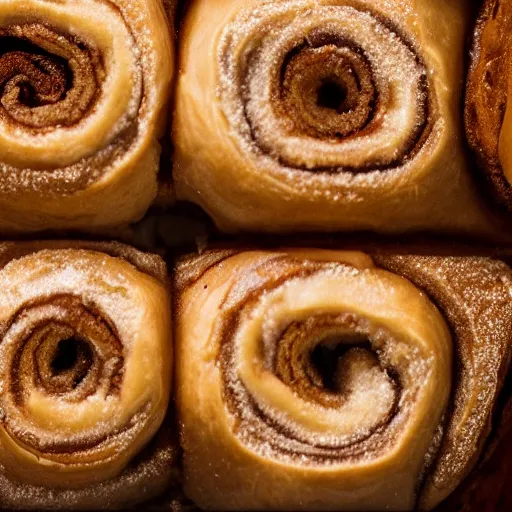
[217,1,432,173]
[173,0,499,236]
[177,251,453,510]
[176,249,512,511]
[0,248,172,489]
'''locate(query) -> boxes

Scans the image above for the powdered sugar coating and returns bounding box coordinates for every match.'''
[375,254,512,508]
[0,433,176,510]
[215,255,450,470]
[0,0,174,231]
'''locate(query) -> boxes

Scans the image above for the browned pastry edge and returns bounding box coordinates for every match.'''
[373,253,512,508]
[435,374,512,512]
[1,411,178,511]
[0,240,169,285]
[173,249,239,294]
[465,0,512,211]
[148,401,511,512]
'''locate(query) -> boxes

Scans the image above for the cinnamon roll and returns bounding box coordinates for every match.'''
[0,0,174,232]
[172,0,499,236]
[466,0,512,213]
[0,241,174,510]
[175,249,512,511]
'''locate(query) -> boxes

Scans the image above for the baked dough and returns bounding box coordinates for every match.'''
[175,249,512,511]
[0,241,174,510]
[466,0,512,212]
[0,0,174,232]
[172,0,502,237]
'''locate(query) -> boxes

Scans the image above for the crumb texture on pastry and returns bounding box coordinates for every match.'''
[0,0,174,232]
[173,0,498,236]
[0,241,174,510]
[175,249,512,511]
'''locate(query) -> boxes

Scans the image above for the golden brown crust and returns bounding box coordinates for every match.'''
[0,240,169,284]
[175,249,512,511]
[0,241,174,510]
[373,253,512,509]
[435,389,511,512]
[174,249,240,294]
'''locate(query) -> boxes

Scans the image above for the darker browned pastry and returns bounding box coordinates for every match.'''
[436,393,512,512]
[466,0,512,211]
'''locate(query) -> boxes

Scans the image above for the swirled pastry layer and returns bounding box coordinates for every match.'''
[0,241,174,510]
[0,0,174,232]
[172,0,499,236]
[175,249,512,511]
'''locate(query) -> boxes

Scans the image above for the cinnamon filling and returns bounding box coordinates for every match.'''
[316,80,348,111]
[274,315,400,415]
[38,335,95,395]
[50,337,92,378]
[0,23,103,130]
[220,311,410,463]
[278,43,376,140]
[214,257,428,465]
[0,18,142,195]
[0,295,126,454]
